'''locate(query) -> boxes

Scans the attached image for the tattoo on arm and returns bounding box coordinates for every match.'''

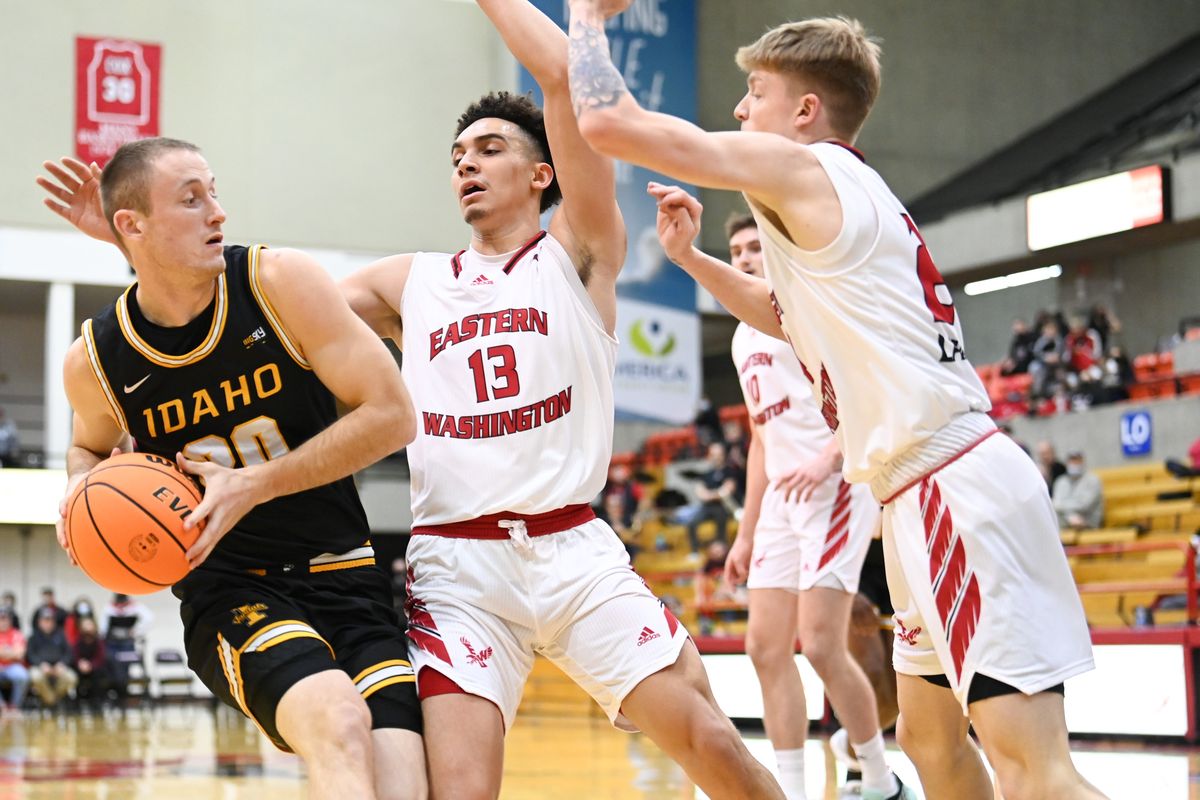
[568,12,628,116]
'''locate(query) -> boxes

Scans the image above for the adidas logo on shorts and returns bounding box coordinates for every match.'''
[636,626,660,647]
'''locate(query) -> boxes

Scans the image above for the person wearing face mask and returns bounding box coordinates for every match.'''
[1052,452,1104,529]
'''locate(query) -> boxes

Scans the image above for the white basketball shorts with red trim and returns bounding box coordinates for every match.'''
[748,476,878,594]
[405,518,687,732]
[883,433,1094,710]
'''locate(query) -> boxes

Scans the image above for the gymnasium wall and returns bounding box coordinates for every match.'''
[955,238,1200,365]
[0,0,512,254]
[695,1,1200,252]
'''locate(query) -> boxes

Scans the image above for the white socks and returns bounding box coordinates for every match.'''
[853,732,898,796]
[774,747,807,800]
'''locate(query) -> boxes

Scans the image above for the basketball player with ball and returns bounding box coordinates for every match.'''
[39,140,426,800]
[567,3,1105,799]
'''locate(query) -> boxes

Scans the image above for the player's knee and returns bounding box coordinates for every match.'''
[745,631,792,674]
[896,713,969,767]
[303,694,373,759]
[798,632,842,675]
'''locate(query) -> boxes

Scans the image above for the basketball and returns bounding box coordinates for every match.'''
[64,452,204,595]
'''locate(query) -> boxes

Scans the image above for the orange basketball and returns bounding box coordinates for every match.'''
[65,452,204,595]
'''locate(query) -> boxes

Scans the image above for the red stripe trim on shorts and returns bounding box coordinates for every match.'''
[411,503,596,539]
[879,429,1000,506]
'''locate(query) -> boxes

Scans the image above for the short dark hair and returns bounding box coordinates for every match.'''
[101,137,202,245]
[725,212,757,241]
[455,92,560,213]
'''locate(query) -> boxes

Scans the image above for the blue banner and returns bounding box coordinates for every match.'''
[1120,410,1152,458]
[518,0,698,312]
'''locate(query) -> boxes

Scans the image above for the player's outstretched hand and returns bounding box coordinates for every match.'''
[724,529,753,587]
[775,452,837,503]
[648,181,702,265]
[37,157,115,244]
[178,452,263,568]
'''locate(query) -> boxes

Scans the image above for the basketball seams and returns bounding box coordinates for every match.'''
[88,481,193,555]
[79,474,173,589]
[87,461,202,504]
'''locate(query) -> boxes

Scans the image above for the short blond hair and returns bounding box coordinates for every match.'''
[736,17,882,139]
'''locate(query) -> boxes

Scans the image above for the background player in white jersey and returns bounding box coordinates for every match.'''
[567,4,1104,799]
[660,210,904,800]
[338,2,782,797]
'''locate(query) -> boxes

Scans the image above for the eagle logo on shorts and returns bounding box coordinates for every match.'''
[461,637,493,668]
[895,618,922,647]
[232,603,268,627]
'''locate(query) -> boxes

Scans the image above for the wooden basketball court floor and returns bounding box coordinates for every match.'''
[0,704,1192,799]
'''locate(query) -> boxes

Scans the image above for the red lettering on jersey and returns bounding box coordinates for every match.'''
[421,386,572,439]
[738,352,774,375]
[819,365,839,432]
[902,213,955,325]
[750,397,791,426]
[429,307,549,361]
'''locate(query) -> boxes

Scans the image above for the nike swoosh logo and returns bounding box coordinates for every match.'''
[123,374,151,394]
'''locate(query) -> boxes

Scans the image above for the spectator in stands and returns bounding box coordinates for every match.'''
[1064,314,1104,386]
[1088,304,1121,350]
[1029,318,1064,399]
[693,395,723,450]
[0,609,28,715]
[1001,317,1037,375]
[722,420,750,471]
[1165,435,1200,479]
[0,592,19,633]
[27,608,77,709]
[598,462,643,530]
[682,442,738,553]
[30,587,68,631]
[1035,441,1067,491]
[1097,345,1134,404]
[0,407,18,468]
[604,493,642,562]
[101,593,153,698]
[72,617,108,708]
[64,597,96,647]
[1053,452,1104,529]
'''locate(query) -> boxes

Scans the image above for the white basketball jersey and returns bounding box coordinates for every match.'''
[730,322,832,482]
[400,231,617,526]
[748,142,990,484]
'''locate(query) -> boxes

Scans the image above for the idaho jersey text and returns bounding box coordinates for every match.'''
[82,245,369,570]
[401,231,617,526]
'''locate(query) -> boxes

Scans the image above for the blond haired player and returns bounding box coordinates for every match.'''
[336,2,783,797]
[568,5,1104,800]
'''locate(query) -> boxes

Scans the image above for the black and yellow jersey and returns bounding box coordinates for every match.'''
[81,245,370,571]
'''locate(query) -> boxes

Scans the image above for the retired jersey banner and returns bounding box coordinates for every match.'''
[517,1,702,421]
[614,297,701,424]
[75,37,161,167]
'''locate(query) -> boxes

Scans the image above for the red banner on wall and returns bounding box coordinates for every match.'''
[75,37,161,167]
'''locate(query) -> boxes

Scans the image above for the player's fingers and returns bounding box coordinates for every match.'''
[183,495,214,532]
[646,181,681,198]
[42,160,81,190]
[64,157,95,183]
[41,198,72,220]
[36,176,73,201]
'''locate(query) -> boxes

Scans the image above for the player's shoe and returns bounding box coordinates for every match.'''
[838,775,863,798]
[861,775,916,800]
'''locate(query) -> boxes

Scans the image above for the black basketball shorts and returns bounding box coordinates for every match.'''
[174,556,421,751]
